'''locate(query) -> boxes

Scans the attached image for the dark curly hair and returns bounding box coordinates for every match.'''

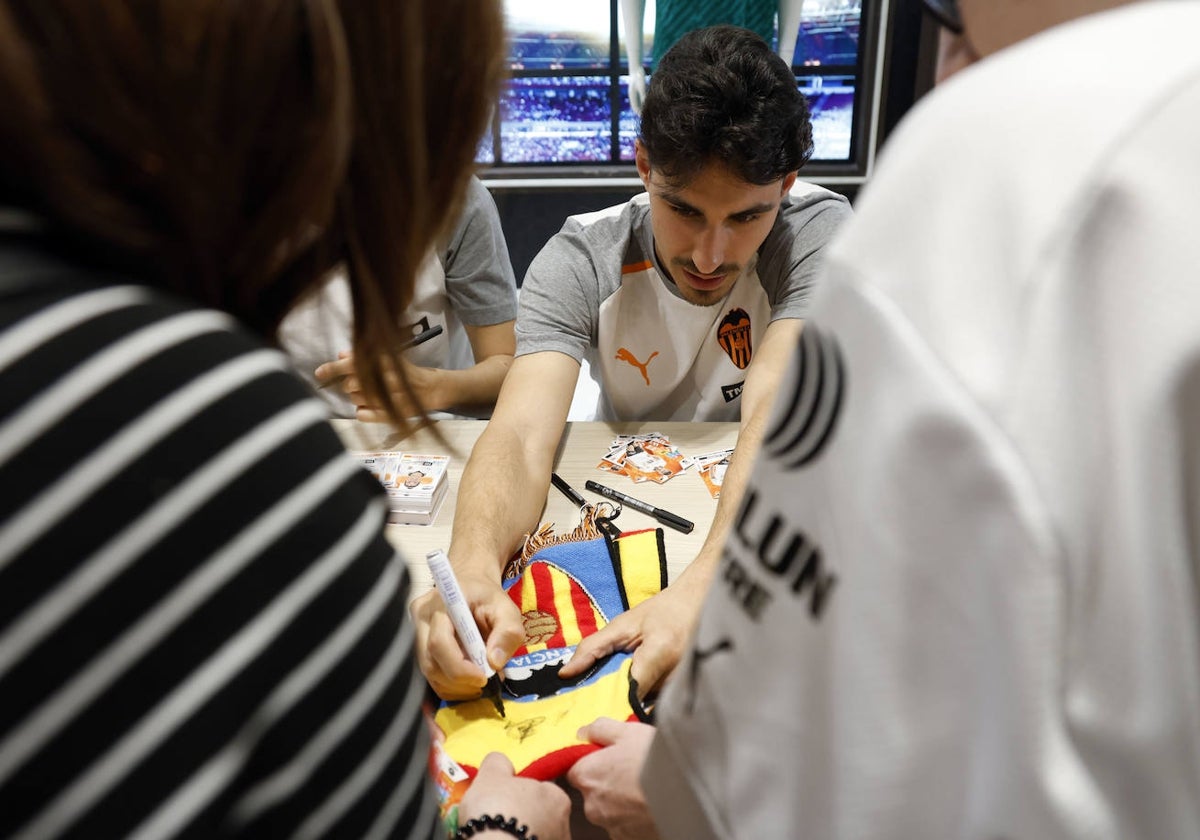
[639,24,814,186]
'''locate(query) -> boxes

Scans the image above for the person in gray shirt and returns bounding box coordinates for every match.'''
[411,25,851,711]
[279,175,518,420]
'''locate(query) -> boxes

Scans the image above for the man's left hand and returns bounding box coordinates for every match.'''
[558,580,701,698]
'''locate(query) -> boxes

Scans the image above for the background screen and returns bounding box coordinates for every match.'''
[483,0,868,169]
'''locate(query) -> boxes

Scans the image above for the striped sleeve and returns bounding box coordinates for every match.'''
[0,274,441,840]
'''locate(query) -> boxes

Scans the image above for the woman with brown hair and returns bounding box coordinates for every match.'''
[0,1,568,838]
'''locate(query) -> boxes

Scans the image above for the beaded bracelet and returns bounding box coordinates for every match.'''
[452,813,537,840]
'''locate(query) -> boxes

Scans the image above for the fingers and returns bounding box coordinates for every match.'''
[354,407,389,423]
[628,642,673,700]
[564,752,595,794]
[314,353,354,383]
[479,600,526,672]
[474,751,516,780]
[428,613,490,699]
[410,584,525,701]
[558,621,629,678]
[410,590,438,680]
[410,594,488,700]
[575,716,624,747]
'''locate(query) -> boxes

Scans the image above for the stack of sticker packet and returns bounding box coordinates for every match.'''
[355,450,450,525]
[427,505,667,826]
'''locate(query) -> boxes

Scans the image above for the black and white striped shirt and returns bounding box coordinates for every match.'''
[0,243,441,839]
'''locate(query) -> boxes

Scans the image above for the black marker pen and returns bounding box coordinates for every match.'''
[550,472,586,507]
[400,323,443,351]
[584,480,694,535]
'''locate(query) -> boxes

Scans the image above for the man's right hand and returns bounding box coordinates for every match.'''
[410,570,524,700]
[415,352,580,698]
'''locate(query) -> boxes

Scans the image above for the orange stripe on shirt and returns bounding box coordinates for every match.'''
[621,260,653,275]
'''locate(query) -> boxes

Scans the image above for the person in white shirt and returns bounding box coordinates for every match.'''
[567,1,1200,838]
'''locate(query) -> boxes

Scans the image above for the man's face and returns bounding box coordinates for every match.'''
[636,142,797,307]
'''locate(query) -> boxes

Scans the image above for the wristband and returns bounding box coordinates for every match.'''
[452,813,537,840]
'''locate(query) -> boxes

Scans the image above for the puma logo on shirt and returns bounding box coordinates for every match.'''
[684,636,734,714]
[615,347,659,386]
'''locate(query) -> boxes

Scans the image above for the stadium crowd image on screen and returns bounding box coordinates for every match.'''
[481,0,880,176]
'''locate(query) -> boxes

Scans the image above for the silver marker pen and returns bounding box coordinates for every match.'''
[425,549,505,717]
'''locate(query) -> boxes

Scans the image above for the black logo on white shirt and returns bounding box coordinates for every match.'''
[763,324,844,469]
[720,381,744,402]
